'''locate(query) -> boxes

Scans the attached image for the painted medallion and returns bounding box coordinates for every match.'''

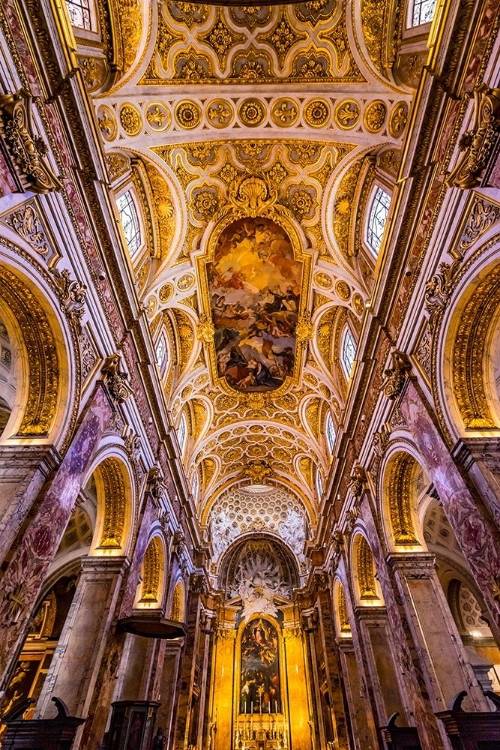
[208,217,302,393]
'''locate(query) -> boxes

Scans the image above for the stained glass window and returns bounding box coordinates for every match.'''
[316,467,323,499]
[116,190,141,257]
[341,327,356,379]
[156,334,167,371]
[366,186,391,255]
[192,470,199,501]
[326,413,336,454]
[177,414,187,454]
[66,0,92,30]
[412,0,436,26]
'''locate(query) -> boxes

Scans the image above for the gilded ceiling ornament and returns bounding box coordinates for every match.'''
[335,99,360,129]
[352,292,364,316]
[229,5,272,28]
[287,142,322,166]
[271,99,299,128]
[218,159,241,184]
[458,197,500,253]
[97,106,117,141]
[199,15,245,67]
[247,392,265,410]
[245,460,272,483]
[446,85,500,190]
[156,14,185,65]
[206,99,234,128]
[304,99,331,129]
[319,12,350,69]
[237,140,271,162]
[78,56,107,92]
[377,147,402,178]
[192,186,220,220]
[4,202,50,257]
[335,280,350,301]
[314,271,333,289]
[197,314,215,343]
[382,350,412,401]
[310,153,335,187]
[294,0,336,26]
[296,313,314,341]
[145,296,157,317]
[0,91,62,194]
[348,465,366,498]
[174,50,216,82]
[119,103,142,136]
[51,267,87,334]
[360,0,386,75]
[136,258,151,295]
[364,100,387,133]
[387,454,419,545]
[101,353,134,403]
[186,143,219,168]
[146,103,170,131]
[238,98,266,128]
[228,175,277,216]
[98,458,126,548]
[266,160,291,185]
[288,185,316,221]
[258,12,306,68]
[174,100,202,129]
[177,273,195,291]
[231,49,273,82]
[167,1,209,28]
[105,153,130,184]
[333,159,362,257]
[389,101,409,139]
[294,52,330,80]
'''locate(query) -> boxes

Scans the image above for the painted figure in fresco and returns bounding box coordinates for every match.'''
[240,618,280,714]
[208,217,302,393]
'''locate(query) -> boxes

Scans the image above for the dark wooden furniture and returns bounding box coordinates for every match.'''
[436,690,500,750]
[2,696,85,750]
[117,612,186,639]
[106,700,160,750]
[382,713,422,750]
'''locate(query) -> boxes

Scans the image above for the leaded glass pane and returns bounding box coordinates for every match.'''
[412,0,436,26]
[116,191,141,257]
[366,187,391,255]
[316,468,323,499]
[156,335,167,369]
[66,0,92,30]
[178,415,187,454]
[341,327,356,379]
[326,413,336,453]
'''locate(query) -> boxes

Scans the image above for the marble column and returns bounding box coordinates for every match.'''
[387,552,488,714]
[172,585,203,750]
[355,606,407,730]
[0,445,59,568]
[316,588,350,749]
[0,383,114,688]
[156,641,183,748]
[399,380,500,634]
[36,556,129,721]
[360,495,447,750]
[337,638,378,750]
[303,609,328,750]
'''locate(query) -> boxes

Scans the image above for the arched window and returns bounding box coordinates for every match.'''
[341,326,356,379]
[155,333,167,373]
[315,467,323,499]
[65,0,92,30]
[326,412,336,454]
[191,470,199,501]
[411,0,436,26]
[366,186,391,256]
[116,190,141,257]
[177,413,187,455]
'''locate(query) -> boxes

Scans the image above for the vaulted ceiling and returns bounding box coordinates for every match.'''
[75,0,425,544]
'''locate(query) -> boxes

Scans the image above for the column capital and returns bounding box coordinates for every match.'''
[80,555,130,578]
[385,552,436,577]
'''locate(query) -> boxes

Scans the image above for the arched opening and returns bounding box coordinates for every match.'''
[87,455,134,557]
[382,450,425,549]
[334,580,352,638]
[422,498,500,694]
[136,536,165,609]
[352,533,382,605]
[170,580,185,623]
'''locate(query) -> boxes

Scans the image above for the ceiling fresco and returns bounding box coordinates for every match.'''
[81,0,421,559]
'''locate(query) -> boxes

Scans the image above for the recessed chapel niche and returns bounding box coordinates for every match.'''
[207,217,302,393]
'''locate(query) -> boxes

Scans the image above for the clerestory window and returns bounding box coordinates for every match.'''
[341,326,356,380]
[326,413,336,454]
[116,190,141,257]
[411,0,437,26]
[66,0,92,30]
[366,186,391,256]
[316,467,324,500]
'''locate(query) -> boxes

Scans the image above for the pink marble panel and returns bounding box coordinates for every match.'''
[400,381,500,630]
[0,384,113,686]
